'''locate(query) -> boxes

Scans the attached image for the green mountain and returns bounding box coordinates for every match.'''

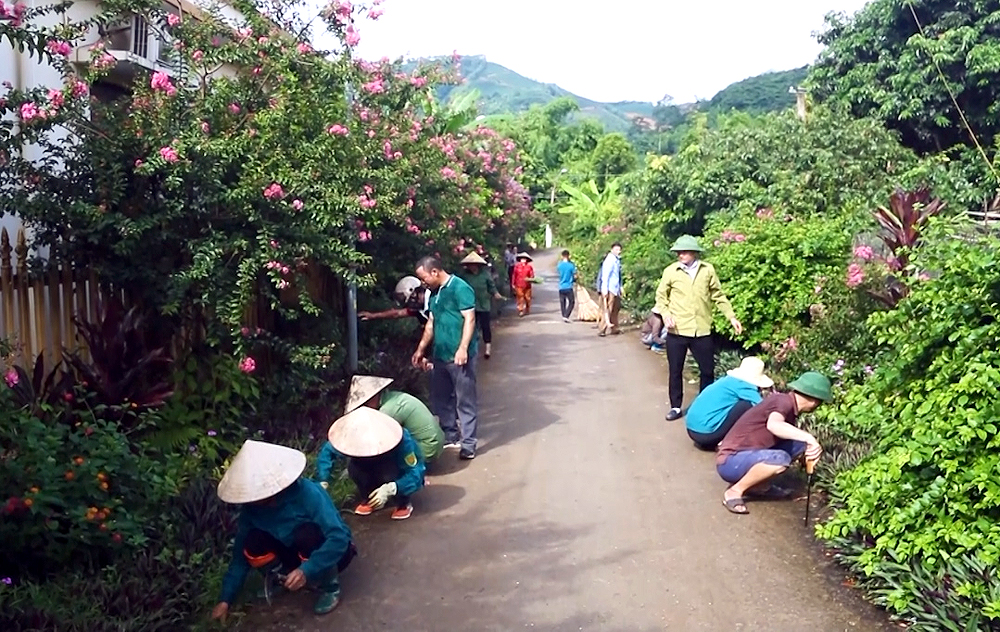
[417,55,808,131]
[430,55,655,133]
[707,66,809,114]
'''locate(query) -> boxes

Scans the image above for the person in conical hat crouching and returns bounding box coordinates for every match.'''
[317,406,426,520]
[211,440,357,622]
[336,374,444,463]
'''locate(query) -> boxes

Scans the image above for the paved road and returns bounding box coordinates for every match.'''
[247,251,890,632]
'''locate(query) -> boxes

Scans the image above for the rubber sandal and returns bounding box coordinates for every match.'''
[722,496,749,515]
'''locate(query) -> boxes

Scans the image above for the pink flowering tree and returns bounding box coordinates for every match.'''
[0,0,533,373]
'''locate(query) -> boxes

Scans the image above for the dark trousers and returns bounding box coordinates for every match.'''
[665,333,715,409]
[687,399,754,450]
[429,357,478,451]
[243,524,356,574]
[507,267,514,293]
[475,310,492,344]
[348,454,409,508]
[558,289,575,319]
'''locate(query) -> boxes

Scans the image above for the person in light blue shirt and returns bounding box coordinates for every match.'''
[556,249,578,322]
[685,357,774,450]
[598,243,622,336]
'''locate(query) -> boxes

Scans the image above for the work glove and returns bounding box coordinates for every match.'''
[368,482,397,509]
[320,481,329,490]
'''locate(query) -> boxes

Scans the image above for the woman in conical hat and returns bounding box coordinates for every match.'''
[684,357,774,451]
[316,406,427,521]
[212,440,356,621]
[511,252,536,316]
[342,375,445,463]
[458,250,505,359]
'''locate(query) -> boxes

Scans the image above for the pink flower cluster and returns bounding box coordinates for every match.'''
[71,80,88,97]
[845,263,865,288]
[297,42,312,54]
[383,141,401,160]
[150,71,176,96]
[292,199,304,211]
[358,230,371,242]
[159,146,179,162]
[192,49,204,62]
[239,357,256,373]
[265,260,290,274]
[755,207,774,219]
[853,245,874,261]
[362,77,384,94]
[327,124,349,136]
[3,368,18,388]
[0,2,27,27]
[713,230,746,247]
[357,184,376,209]
[345,26,360,47]
[167,13,180,26]
[20,102,51,123]
[263,182,285,199]
[46,40,72,57]
[90,51,116,71]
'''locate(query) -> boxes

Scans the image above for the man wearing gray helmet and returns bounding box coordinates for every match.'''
[358,276,431,326]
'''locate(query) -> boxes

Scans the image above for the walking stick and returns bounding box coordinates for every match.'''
[803,456,817,527]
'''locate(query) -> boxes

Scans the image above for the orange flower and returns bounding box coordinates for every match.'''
[23,498,33,508]
[96,473,107,482]
[100,482,109,491]
[64,471,75,481]
[29,487,39,494]
[74,456,85,465]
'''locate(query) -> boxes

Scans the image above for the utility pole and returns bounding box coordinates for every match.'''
[789,86,808,122]
[346,270,358,374]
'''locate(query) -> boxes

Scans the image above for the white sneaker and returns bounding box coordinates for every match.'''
[443,441,462,450]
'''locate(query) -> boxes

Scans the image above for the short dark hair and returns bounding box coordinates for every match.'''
[416,255,443,273]
[561,249,570,258]
[611,242,622,249]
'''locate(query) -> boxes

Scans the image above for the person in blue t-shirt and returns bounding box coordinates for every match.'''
[685,357,774,450]
[556,250,578,322]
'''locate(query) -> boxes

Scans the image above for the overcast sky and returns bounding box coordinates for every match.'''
[318,0,871,104]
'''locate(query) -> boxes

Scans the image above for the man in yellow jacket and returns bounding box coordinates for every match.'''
[655,235,742,422]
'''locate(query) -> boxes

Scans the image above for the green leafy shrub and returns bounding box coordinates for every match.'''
[703,207,857,347]
[816,222,1000,628]
[0,387,177,577]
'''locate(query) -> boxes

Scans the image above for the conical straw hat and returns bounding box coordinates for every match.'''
[216,440,306,504]
[516,252,533,261]
[344,375,394,413]
[460,252,488,266]
[328,407,403,458]
[727,356,774,389]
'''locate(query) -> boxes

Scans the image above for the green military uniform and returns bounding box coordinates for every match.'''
[378,390,444,462]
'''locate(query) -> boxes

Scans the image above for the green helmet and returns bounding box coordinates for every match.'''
[787,371,833,402]
[669,235,704,252]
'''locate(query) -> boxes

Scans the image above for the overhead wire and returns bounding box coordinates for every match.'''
[905,0,1000,188]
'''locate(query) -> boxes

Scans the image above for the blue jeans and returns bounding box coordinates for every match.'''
[429,357,478,451]
[716,440,806,484]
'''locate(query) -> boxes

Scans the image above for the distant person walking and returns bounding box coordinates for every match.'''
[503,244,517,294]
[511,252,536,317]
[411,256,480,460]
[459,251,504,359]
[598,242,623,336]
[556,249,578,322]
[655,235,742,422]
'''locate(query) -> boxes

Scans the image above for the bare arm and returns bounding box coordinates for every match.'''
[459,308,475,352]
[765,412,818,445]
[412,313,434,367]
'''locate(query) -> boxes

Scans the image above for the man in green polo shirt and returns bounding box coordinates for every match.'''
[655,235,743,422]
[411,255,480,460]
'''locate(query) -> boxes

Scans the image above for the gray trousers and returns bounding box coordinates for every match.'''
[429,357,478,451]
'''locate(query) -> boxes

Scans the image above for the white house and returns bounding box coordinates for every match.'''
[0,0,248,238]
